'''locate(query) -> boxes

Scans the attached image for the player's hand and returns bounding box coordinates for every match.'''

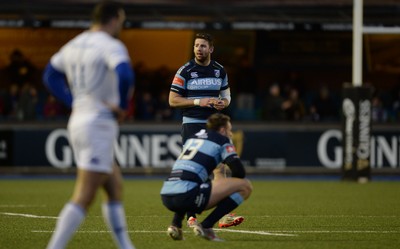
[209,98,225,110]
[213,163,231,179]
[199,98,213,108]
[105,103,126,123]
[113,108,127,123]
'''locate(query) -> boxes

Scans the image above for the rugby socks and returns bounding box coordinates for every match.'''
[172,212,185,228]
[102,201,135,249]
[201,193,243,228]
[186,212,196,220]
[46,202,85,249]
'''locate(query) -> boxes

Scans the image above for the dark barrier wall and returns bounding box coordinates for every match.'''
[0,124,399,170]
[0,130,12,165]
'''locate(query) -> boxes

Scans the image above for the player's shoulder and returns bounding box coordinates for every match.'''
[61,31,86,48]
[206,130,230,145]
[67,31,123,48]
[99,33,125,48]
[177,60,195,75]
[211,60,225,70]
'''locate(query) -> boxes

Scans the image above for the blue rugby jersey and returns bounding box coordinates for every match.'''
[170,59,229,124]
[160,129,238,195]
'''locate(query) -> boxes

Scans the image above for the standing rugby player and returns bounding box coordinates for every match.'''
[43,1,135,248]
[169,33,244,231]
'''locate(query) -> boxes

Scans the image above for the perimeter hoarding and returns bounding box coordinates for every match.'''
[2,125,399,171]
[342,86,372,181]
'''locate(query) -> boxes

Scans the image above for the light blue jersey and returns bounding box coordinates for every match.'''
[161,129,237,195]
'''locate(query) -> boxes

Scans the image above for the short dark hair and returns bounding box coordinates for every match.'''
[207,113,230,131]
[92,0,123,25]
[195,33,214,47]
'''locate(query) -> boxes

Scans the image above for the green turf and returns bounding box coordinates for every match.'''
[0,179,399,249]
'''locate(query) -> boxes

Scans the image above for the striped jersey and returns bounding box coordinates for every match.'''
[170,59,229,123]
[50,30,131,118]
[160,129,238,195]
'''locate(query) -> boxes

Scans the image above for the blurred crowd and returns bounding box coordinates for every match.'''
[1,49,400,123]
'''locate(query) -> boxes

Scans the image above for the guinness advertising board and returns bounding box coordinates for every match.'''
[342,85,372,182]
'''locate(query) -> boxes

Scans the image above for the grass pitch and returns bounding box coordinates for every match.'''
[0,177,399,249]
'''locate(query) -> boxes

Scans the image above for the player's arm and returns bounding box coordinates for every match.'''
[212,88,231,111]
[224,155,246,179]
[115,62,135,110]
[220,87,231,107]
[42,63,73,108]
[110,62,134,122]
[169,91,212,108]
[213,163,230,180]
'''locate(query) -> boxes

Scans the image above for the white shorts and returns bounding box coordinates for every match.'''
[68,114,117,174]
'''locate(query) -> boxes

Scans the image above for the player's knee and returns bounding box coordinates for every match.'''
[239,179,253,200]
[71,195,94,210]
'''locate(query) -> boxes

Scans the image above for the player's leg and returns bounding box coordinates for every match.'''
[102,165,135,249]
[46,169,109,249]
[161,192,188,240]
[212,164,245,228]
[181,123,206,224]
[47,117,119,249]
[195,178,252,241]
[167,212,185,240]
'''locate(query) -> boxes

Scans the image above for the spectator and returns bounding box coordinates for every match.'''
[43,95,64,120]
[282,71,306,99]
[2,83,20,119]
[5,49,37,87]
[155,90,173,121]
[136,91,156,120]
[392,88,400,122]
[309,86,339,122]
[262,83,287,121]
[17,83,38,121]
[372,95,388,123]
[284,88,305,121]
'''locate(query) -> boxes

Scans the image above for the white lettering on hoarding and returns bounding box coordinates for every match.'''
[358,100,371,160]
[318,129,400,169]
[317,129,342,169]
[45,129,73,169]
[44,129,400,169]
[45,129,181,168]
[376,136,398,168]
[342,98,355,169]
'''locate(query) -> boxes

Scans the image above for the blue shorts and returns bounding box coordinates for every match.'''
[161,181,212,214]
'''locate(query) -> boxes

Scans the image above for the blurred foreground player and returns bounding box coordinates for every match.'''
[43,1,135,248]
[160,113,253,241]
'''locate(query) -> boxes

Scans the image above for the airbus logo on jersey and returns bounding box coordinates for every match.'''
[187,78,222,90]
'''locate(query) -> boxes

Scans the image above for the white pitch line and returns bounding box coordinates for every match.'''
[31,229,400,235]
[32,230,168,233]
[250,215,399,218]
[5,212,399,237]
[0,212,57,219]
[32,229,296,237]
[274,230,400,234]
[214,228,297,237]
[0,204,47,208]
